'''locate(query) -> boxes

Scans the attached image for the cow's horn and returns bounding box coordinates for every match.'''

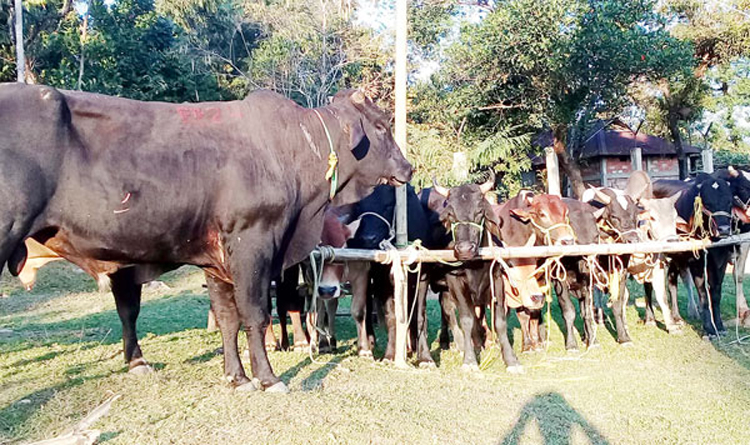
[729,165,739,177]
[433,177,450,198]
[479,172,495,195]
[594,188,611,205]
[352,90,366,104]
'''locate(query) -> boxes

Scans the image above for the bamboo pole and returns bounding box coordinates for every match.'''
[14,0,25,83]
[545,147,560,196]
[392,0,408,368]
[314,232,750,264]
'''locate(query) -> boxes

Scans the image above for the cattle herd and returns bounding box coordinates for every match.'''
[2,83,750,394]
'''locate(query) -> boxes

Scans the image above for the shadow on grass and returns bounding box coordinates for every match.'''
[6,291,209,353]
[498,392,609,445]
[0,373,111,441]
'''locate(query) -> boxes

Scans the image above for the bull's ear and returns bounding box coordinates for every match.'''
[668,191,682,206]
[729,165,739,178]
[592,207,606,220]
[483,202,502,239]
[346,119,370,159]
[345,219,362,239]
[510,208,531,222]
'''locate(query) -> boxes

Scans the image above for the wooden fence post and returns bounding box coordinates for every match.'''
[545,147,561,196]
[15,0,25,83]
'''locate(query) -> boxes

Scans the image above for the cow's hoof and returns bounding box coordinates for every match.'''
[644,319,656,327]
[293,343,310,352]
[673,317,686,326]
[586,343,601,350]
[265,343,279,353]
[619,341,634,348]
[235,381,258,392]
[461,363,480,373]
[566,348,579,354]
[506,365,524,375]
[667,325,683,335]
[265,381,290,394]
[418,361,436,369]
[358,350,374,360]
[128,364,153,375]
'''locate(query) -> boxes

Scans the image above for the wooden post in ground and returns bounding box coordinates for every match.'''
[14,0,25,83]
[392,0,409,369]
[545,147,561,196]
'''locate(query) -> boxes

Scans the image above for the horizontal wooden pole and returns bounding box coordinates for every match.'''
[313,232,750,264]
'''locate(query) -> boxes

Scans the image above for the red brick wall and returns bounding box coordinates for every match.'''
[606,158,632,175]
[647,157,678,175]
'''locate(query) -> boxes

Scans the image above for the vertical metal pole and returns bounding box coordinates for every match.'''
[14,0,25,83]
[545,147,561,196]
[393,0,409,369]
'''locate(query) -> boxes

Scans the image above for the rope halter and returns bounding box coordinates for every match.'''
[313,109,338,201]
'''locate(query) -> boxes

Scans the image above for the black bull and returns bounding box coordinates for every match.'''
[0,83,412,392]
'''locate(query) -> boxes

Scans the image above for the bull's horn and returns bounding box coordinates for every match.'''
[479,172,496,195]
[352,90,366,104]
[433,177,450,198]
[594,188,611,205]
[729,165,739,177]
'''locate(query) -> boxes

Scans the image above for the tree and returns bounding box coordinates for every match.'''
[638,0,750,177]
[421,0,691,197]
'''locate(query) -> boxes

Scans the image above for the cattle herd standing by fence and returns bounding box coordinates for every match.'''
[2,83,750,394]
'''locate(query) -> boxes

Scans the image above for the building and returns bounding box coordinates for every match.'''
[531,119,703,190]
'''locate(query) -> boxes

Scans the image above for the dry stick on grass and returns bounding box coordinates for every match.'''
[25,394,121,445]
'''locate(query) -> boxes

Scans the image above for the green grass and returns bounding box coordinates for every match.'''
[1,262,750,444]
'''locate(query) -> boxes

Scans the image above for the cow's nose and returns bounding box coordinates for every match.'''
[718,225,731,237]
[318,285,338,297]
[530,294,545,305]
[361,234,381,248]
[454,241,477,260]
[558,237,574,246]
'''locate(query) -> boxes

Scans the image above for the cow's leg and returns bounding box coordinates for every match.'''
[643,282,656,326]
[611,273,632,344]
[277,292,290,351]
[667,262,684,324]
[529,309,543,351]
[491,276,521,372]
[414,271,434,367]
[734,244,750,326]
[381,294,397,362]
[290,310,308,351]
[110,267,149,373]
[555,280,579,352]
[205,273,252,389]
[593,288,605,325]
[448,277,479,369]
[230,248,285,392]
[516,308,533,353]
[580,283,597,349]
[707,248,730,335]
[689,258,717,337]
[439,291,463,352]
[327,299,338,351]
[681,268,699,321]
[651,261,679,332]
[350,263,373,357]
[264,289,279,352]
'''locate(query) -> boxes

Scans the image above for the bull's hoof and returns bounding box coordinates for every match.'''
[358,349,374,359]
[381,358,394,365]
[461,363,480,373]
[674,317,687,326]
[418,361,436,369]
[265,343,279,353]
[293,342,310,353]
[619,341,634,347]
[235,381,258,392]
[586,343,601,350]
[128,364,153,375]
[566,347,579,354]
[265,381,290,394]
[439,341,450,351]
[667,325,683,335]
[644,319,657,327]
[506,365,524,375]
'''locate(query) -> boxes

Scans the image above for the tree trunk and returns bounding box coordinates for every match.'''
[552,124,585,199]
[668,115,688,180]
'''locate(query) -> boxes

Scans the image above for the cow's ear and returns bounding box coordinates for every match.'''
[483,202,502,239]
[592,207,606,220]
[345,219,362,239]
[510,208,531,222]
[346,119,370,159]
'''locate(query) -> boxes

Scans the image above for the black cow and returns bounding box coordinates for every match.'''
[0,84,411,392]
[654,173,733,336]
[346,184,438,366]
